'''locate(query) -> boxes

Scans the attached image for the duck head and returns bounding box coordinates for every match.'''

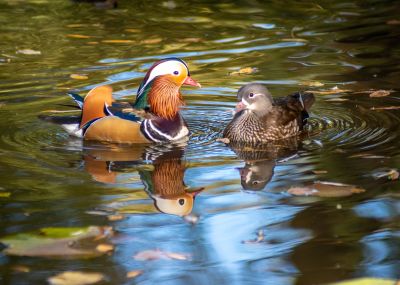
[235,83,274,118]
[134,58,200,120]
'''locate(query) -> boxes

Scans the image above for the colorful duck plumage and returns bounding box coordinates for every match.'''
[42,58,200,144]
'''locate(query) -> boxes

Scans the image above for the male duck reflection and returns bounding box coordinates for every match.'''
[41,58,200,144]
[223,83,315,143]
[83,145,203,216]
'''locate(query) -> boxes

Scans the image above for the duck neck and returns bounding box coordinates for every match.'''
[148,77,184,120]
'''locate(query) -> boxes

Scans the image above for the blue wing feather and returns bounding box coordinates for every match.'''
[68,92,84,109]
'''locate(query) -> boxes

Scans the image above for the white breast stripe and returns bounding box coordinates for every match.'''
[143,120,162,142]
[148,120,189,141]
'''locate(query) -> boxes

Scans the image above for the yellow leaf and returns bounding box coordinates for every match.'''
[141,38,162,44]
[229,67,258,76]
[107,214,124,221]
[48,271,104,285]
[0,192,11,198]
[126,270,143,279]
[70,74,89,80]
[96,243,114,253]
[66,34,91,39]
[300,80,324,87]
[102,39,135,44]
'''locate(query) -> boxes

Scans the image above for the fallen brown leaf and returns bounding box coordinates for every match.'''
[96,243,114,253]
[369,90,392,97]
[229,67,258,76]
[387,19,400,25]
[12,265,30,273]
[66,34,91,39]
[70,74,88,80]
[126,270,143,279]
[48,271,104,285]
[312,170,328,174]
[125,28,140,33]
[16,49,41,55]
[102,39,135,44]
[133,249,189,261]
[141,38,162,44]
[108,214,124,221]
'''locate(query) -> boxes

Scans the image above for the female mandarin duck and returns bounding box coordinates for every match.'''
[48,58,200,144]
[223,83,315,144]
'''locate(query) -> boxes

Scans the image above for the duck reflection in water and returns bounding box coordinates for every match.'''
[82,143,203,216]
[228,139,299,191]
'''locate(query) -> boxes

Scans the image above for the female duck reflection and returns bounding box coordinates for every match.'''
[82,144,203,216]
[230,140,298,191]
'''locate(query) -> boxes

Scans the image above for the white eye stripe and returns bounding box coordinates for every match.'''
[138,61,186,94]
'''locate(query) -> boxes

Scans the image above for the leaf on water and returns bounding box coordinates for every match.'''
[288,181,365,198]
[11,265,30,273]
[281,38,308,42]
[387,19,400,25]
[369,90,392,97]
[107,214,125,221]
[125,28,140,33]
[181,37,202,43]
[0,226,113,258]
[330,277,397,285]
[70,74,89,80]
[371,106,400,111]
[141,38,162,44]
[102,39,135,44]
[66,34,92,39]
[325,98,349,102]
[96,243,114,253]
[16,49,41,55]
[299,81,324,87]
[133,249,190,261]
[0,192,11,198]
[372,169,399,181]
[229,67,258,76]
[126,270,143,279]
[48,271,105,285]
[66,24,86,28]
[243,230,265,244]
[312,170,328,174]
[86,42,99,45]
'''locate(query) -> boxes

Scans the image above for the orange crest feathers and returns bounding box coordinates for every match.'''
[80,85,114,128]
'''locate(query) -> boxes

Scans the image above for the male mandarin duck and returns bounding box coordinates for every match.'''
[222,83,315,144]
[43,58,200,144]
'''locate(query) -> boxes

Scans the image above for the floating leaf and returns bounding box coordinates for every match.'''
[16,49,41,55]
[299,81,324,87]
[108,214,124,221]
[312,170,328,174]
[67,24,86,28]
[102,39,135,44]
[141,38,162,44]
[371,106,400,110]
[0,226,113,258]
[66,34,91,39]
[86,42,99,45]
[48,271,104,285]
[369,90,392,97]
[330,277,397,285]
[125,28,140,33]
[288,181,365,198]
[387,19,400,25]
[372,169,399,181]
[70,74,89,80]
[133,249,190,261]
[96,243,114,253]
[11,265,30,273]
[126,270,143,279]
[0,192,11,198]
[229,67,258,76]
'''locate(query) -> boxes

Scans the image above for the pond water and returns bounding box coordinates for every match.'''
[0,0,400,284]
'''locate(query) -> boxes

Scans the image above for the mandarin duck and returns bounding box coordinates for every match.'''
[41,58,200,144]
[222,83,315,144]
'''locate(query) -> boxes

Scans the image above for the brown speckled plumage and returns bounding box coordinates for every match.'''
[223,83,315,143]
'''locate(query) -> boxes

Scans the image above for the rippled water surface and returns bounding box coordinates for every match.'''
[1,0,400,284]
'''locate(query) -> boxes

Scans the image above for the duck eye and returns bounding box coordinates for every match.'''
[178,198,185,205]
[173,70,179,75]
[249,93,254,98]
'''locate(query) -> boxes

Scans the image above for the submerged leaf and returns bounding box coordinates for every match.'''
[0,226,113,258]
[288,181,365,197]
[133,249,190,261]
[48,271,104,285]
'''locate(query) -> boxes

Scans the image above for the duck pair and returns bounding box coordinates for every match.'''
[42,58,315,144]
